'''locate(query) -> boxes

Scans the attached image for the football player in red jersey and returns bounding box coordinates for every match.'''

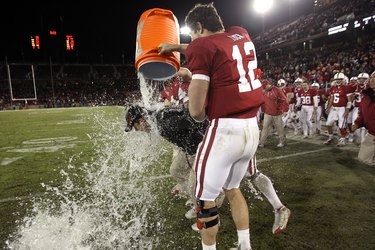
[324,73,353,146]
[346,76,358,141]
[159,67,191,107]
[351,71,375,166]
[310,82,328,135]
[296,80,318,138]
[347,73,370,143]
[159,3,266,250]
[291,78,303,135]
[278,79,294,128]
[159,76,181,106]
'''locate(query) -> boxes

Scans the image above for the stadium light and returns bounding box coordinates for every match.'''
[180,26,191,35]
[253,0,274,14]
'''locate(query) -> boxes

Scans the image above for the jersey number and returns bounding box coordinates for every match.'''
[232,42,261,93]
[301,96,311,105]
[333,93,340,103]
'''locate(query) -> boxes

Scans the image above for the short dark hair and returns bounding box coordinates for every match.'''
[185,2,224,34]
[124,105,146,132]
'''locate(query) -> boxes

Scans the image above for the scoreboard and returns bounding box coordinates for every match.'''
[30,31,75,51]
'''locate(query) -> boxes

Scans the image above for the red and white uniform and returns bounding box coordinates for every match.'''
[326,85,351,129]
[283,86,295,100]
[159,77,189,105]
[329,85,350,108]
[159,78,179,103]
[292,86,300,106]
[186,26,263,200]
[297,88,318,137]
[347,83,368,123]
[297,88,317,107]
[186,26,264,120]
[281,85,296,127]
[316,88,328,107]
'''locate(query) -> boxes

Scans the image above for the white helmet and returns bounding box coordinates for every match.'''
[334,72,346,80]
[357,72,369,79]
[350,76,358,82]
[311,82,320,88]
[277,79,286,87]
[294,78,303,84]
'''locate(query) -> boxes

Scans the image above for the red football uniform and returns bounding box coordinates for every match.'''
[316,89,327,106]
[329,85,350,107]
[185,26,264,120]
[353,84,368,108]
[298,88,317,106]
[160,78,179,102]
[293,86,301,104]
[159,77,190,104]
[284,86,294,96]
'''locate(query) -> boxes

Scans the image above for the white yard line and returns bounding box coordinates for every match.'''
[257,148,331,163]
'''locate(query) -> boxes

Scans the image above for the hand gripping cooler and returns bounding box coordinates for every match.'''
[135,8,180,81]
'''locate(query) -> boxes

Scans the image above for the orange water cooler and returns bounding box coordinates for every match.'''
[135,8,180,81]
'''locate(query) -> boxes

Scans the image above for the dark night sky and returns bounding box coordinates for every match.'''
[0,0,314,64]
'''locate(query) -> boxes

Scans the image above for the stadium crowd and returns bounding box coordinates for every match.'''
[259,35,374,85]
[253,0,374,51]
[0,64,141,109]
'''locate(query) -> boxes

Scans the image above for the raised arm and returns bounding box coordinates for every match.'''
[158,43,189,55]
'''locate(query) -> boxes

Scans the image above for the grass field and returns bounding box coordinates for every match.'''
[0,106,374,250]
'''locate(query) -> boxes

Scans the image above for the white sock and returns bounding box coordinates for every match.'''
[202,242,216,250]
[237,229,251,250]
[253,173,283,210]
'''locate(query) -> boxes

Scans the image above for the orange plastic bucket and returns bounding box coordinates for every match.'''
[135,8,180,81]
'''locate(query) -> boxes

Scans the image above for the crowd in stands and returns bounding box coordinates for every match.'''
[0,64,141,110]
[259,35,374,86]
[253,0,374,52]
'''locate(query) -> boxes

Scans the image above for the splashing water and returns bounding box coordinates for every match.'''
[137,73,165,112]
[244,178,264,202]
[7,78,172,249]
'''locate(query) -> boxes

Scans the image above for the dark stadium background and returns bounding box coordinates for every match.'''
[0,0,314,64]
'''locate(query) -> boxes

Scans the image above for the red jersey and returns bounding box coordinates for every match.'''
[160,78,179,102]
[354,88,375,136]
[293,86,301,104]
[283,86,294,96]
[347,82,357,93]
[329,85,350,107]
[347,83,368,108]
[298,88,317,106]
[316,89,328,106]
[185,26,264,120]
[159,78,189,104]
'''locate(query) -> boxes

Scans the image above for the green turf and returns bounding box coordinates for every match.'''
[0,107,374,249]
